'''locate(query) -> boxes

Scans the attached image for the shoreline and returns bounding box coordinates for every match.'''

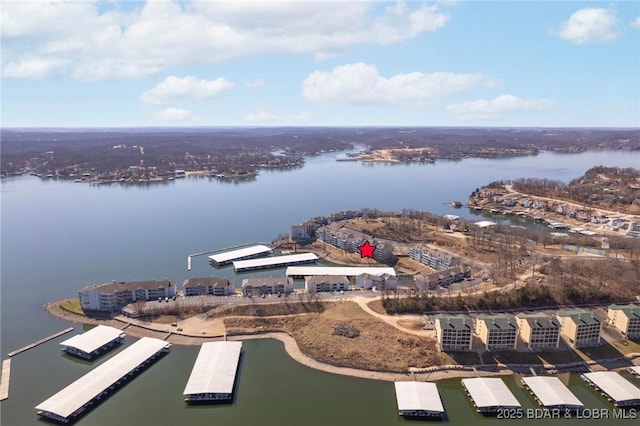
[43,300,640,383]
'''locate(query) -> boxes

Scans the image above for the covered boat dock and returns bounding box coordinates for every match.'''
[35,337,170,423]
[183,341,242,403]
[233,253,318,272]
[582,372,640,407]
[208,245,272,266]
[461,377,521,413]
[59,325,125,360]
[521,376,584,410]
[285,266,396,279]
[394,381,444,418]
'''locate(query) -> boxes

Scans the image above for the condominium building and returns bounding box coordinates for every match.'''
[475,315,518,351]
[409,245,459,270]
[183,277,235,296]
[79,280,176,312]
[355,273,398,291]
[556,309,602,348]
[241,278,293,297]
[415,265,471,290]
[305,275,350,292]
[607,304,640,338]
[516,313,561,350]
[434,315,473,351]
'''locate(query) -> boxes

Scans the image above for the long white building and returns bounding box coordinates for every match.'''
[60,325,125,360]
[233,253,318,272]
[462,378,521,413]
[522,376,583,410]
[208,245,272,266]
[183,342,242,403]
[394,381,444,418]
[286,266,396,279]
[582,372,640,407]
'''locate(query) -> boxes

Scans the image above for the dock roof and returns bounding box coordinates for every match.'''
[629,366,640,376]
[462,378,521,410]
[394,381,444,414]
[36,337,169,419]
[286,266,396,277]
[522,376,583,408]
[59,325,124,354]
[208,245,272,264]
[582,372,640,405]
[233,253,318,271]
[183,342,242,396]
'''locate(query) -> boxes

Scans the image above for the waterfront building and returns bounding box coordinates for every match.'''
[394,381,444,418]
[415,265,471,290]
[208,245,272,266]
[59,325,125,360]
[183,342,242,403]
[556,309,602,348]
[355,273,398,291]
[79,280,176,312]
[515,313,561,350]
[183,277,235,296]
[304,275,350,292]
[409,245,459,270]
[241,278,293,297]
[434,315,473,351]
[475,315,518,351]
[607,304,640,338]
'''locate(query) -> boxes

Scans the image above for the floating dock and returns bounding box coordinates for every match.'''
[521,376,584,410]
[183,341,242,403]
[8,327,75,357]
[0,359,10,401]
[35,337,171,423]
[233,253,318,272]
[629,366,640,377]
[394,381,444,418]
[461,377,521,413]
[582,372,640,407]
[60,325,126,360]
[208,245,272,266]
[286,266,396,279]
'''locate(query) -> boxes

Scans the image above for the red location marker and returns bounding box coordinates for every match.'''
[358,240,376,258]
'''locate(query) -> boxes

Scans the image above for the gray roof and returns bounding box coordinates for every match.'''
[608,304,640,319]
[286,266,396,277]
[79,280,175,294]
[557,309,601,326]
[305,275,350,285]
[394,381,444,414]
[435,315,473,332]
[478,315,518,331]
[59,325,124,354]
[183,342,242,396]
[522,376,583,408]
[462,378,521,409]
[183,277,232,288]
[233,253,318,271]
[582,372,640,404]
[517,313,560,329]
[208,245,271,264]
[241,277,292,288]
[36,337,169,419]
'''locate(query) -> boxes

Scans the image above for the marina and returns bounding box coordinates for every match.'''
[59,325,125,360]
[521,376,584,410]
[35,337,171,423]
[183,341,243,403]
[393,381,444,418]
[208,245,272,266]
[285,266,396,279]
[581,372,640,407]
[461,377,522,413]
[233,253,318,272]
[7,327,75,357]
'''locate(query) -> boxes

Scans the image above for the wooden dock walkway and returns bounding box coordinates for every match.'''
[7,327,74,357]
[0,359,10,401]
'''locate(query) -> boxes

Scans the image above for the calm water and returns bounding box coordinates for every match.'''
[2,149,639,425]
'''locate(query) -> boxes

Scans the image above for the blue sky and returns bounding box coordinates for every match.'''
[2,1,639,127]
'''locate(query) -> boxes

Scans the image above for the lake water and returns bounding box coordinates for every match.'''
[2,149,640,425]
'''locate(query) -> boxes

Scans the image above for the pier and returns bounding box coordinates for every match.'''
[183,341,242,403]
[187,242,271,270]
[8,327,74,357]
[461,377,521,414]
[582,372,640,407]
[521,376,583,410]
[233,252,318,272]
[0,359,10,401]
[394,381,444,418]
[59,325,125,361]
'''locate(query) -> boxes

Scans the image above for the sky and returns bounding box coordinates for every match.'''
[1,0,639,127]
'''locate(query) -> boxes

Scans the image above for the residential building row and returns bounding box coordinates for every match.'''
[409,245,459,270]
[315,225,396,264]
[434,305,639,352]
[79,280,177,312]
[414,265,471,290]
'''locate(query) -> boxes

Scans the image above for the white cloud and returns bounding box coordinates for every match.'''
[3,58,69,79]
[446,95,556,121]
[244,110,310,123]
[632,17,640,29]
[556,8,619,44]
[302,62,499,105]
[152,107,191,121]
[140,76,234,104]
[244,78,265,89]
[2,1,452,81]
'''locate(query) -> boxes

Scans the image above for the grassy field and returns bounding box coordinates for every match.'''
[608,338,640,356]
[60,298,84,315]
[225,301,441,373]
